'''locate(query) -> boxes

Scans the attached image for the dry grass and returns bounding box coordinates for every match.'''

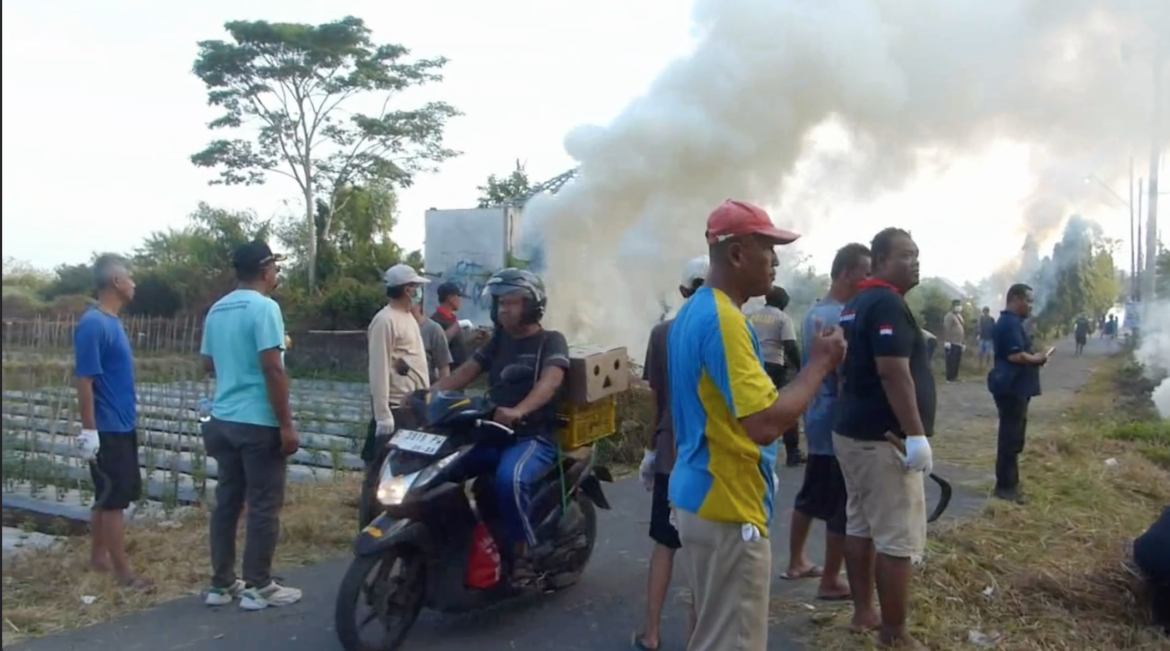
[800,355,1170,651]
[1,474,361,646]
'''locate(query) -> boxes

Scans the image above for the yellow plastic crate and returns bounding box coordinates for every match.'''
[558,394,617,450]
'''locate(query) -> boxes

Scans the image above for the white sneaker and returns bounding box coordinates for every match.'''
[205,579,245,606]
[239,581,303,610]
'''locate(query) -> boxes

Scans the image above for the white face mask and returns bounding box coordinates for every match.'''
[953,306,962,314]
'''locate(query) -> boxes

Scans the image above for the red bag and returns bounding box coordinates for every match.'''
[465,521,502,589]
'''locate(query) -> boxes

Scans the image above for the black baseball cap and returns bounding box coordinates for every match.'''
[232,240,286,271]
[437,281,465,301]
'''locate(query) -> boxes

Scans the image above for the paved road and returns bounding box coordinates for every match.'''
[16,467,978,651]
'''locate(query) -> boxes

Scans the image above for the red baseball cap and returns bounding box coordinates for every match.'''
[705,200,800,245]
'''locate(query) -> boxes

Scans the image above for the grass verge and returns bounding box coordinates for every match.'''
[803,353,1169,651]
[1,474,361,646]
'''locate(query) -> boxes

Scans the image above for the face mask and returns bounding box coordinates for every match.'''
[953,306,961,314]
[412,286,423,303]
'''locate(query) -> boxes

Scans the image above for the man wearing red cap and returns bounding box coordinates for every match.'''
[667,200,847,651]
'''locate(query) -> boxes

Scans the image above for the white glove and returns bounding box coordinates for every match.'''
[375,418,396,437]
[773,471,780,496]
[458,319,473,330]
[78,429,100,462]
[943,342,951,350]
[903,436,933,474]
[639,450,656,492]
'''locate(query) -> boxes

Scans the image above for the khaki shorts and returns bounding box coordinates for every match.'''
[675,509,771,651]
[832,433,927,558]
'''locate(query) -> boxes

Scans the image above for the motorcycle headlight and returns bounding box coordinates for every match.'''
[375,456,420,506]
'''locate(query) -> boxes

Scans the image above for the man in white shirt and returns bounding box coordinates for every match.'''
[360,264,431,526]
[744,286,804,466]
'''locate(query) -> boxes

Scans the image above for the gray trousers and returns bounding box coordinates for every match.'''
[202,418,287,589]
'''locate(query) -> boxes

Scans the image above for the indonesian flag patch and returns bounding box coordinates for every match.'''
[878,324,894,336]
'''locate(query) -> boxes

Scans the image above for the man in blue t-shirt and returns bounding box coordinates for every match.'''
[200,240,302,611]
[783,243,871,602]
[986,283,1049,503]
[74,254,146,588]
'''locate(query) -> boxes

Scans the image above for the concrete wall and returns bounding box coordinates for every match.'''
[423,207,519,327]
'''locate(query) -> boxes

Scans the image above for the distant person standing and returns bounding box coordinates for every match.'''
[782,243,871,599]
[1074,314,1090,355]
[977,307,996,369]
[834,227,935,649]
[431,282,471,370]
[632,255,707,651]
[744,286,805,466]
[411,298,453,382]
[200,240,302,609]
[942,299,965,382]
[1108,314,1119,339]
[74,254,147,590]
[987,283,1049,504]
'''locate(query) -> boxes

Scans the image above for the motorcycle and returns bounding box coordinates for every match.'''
[335,389,615,651]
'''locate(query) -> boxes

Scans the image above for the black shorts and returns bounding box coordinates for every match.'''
[793,454,847,535]
[649,472,681,550]
[90,431,142,511]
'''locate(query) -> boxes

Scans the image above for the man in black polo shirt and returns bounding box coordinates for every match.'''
[431,282,470,369]
[834,227,935,650]
[987,283,1048,503]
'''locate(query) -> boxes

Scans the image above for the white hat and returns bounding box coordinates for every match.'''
[382,264,430,287]
[681,255,710,288]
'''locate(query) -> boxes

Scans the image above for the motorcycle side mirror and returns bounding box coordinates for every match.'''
[500,363,534,384]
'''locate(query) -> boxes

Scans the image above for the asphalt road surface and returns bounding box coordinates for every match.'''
[18,465,976,651]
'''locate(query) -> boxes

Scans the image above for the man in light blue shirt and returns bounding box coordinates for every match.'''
[200,240,302,611]
[783,243,871,601]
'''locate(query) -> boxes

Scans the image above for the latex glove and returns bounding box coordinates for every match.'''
[639,450,656,492]
[77,429,100,463]
[772,471,780,496]
[458,319,473,330]
[903,436,933,474]
[375,418,396,438]
[943,342,952,351]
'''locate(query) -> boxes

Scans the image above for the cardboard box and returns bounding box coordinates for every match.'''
[566,346,630,405]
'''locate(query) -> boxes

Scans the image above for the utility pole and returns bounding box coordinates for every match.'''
[1130,157,1136,298]
[1142,39,1165,302]
[1138,178,1144,300]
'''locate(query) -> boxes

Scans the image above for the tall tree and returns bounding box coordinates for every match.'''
[190,16,461,289]
[476,159,533,207]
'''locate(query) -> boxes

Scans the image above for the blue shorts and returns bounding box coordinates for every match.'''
[978,340,994,356]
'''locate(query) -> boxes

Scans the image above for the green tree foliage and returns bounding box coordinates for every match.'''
[476,160,533,207]
[1032,216,1121,333]
[190,16,461,289]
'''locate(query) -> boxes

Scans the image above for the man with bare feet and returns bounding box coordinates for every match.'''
[782,243,871,602]
[74,254,149,590]
[834,228,935,650]
[632,256,707,651]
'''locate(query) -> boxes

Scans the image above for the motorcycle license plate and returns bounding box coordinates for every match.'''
[389,429,446,455]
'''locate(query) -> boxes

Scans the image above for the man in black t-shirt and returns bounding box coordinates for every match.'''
[833,227,935,650]
[431,269,569,580]
[977,307,996,369]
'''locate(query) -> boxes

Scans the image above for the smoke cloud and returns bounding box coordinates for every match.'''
[521,0,1169,355]
[1135,301,1170,418]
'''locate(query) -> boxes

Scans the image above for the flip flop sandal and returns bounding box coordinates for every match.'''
[779,566,823,580]
[815,592,852,602]
[631,633,658,651]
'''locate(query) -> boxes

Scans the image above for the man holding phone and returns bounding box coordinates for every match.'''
[987,283,1049,504]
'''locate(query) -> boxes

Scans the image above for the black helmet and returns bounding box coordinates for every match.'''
[483,268,547,325]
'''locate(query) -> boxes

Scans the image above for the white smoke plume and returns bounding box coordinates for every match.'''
[522,0,1170,355]
[1135,301,1170,418]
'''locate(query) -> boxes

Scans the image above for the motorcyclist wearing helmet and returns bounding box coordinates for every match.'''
[432,268,571,577]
